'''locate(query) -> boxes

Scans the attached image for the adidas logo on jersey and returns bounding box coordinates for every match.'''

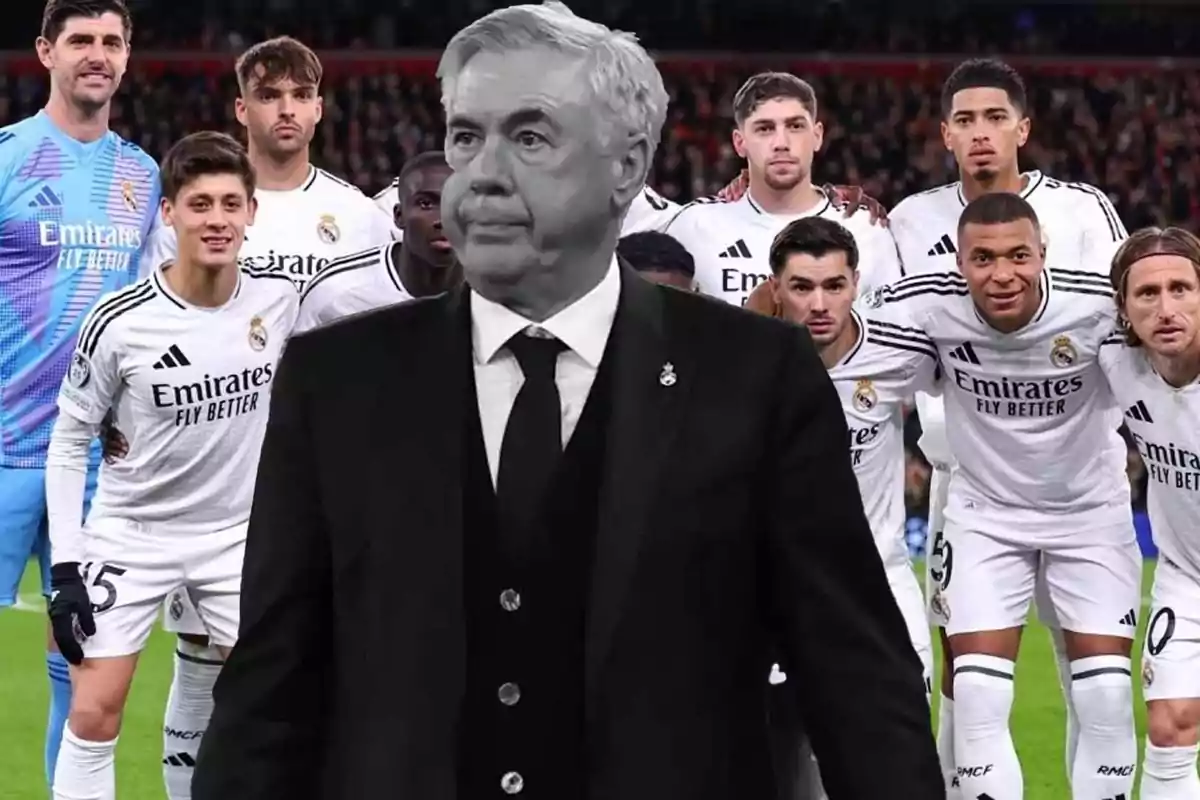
[163,752,196,767]
[152,344,191,370]
[948,342,981,364]
[1118,609,1136,626]
[927,234,957,256]
[1124,400,1152,423]
[28,186,63,208]
[717,239,752,258]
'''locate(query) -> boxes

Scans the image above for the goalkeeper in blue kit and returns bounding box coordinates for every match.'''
[0,0,162,790]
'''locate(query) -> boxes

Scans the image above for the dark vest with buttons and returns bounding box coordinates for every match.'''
[456,336,616,799]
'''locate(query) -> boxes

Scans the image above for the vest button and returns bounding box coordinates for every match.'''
[499,588,521,612]
[500,771,524,794]
[498,682,521,706]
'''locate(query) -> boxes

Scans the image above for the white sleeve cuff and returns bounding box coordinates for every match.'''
[45,411,99,565]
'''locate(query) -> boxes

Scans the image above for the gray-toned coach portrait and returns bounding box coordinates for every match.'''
[192,3,943,799]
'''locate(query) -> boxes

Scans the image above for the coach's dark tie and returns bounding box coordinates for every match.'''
[496,330,566,535]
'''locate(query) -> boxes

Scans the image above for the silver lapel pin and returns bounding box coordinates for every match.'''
[659,362,676,387]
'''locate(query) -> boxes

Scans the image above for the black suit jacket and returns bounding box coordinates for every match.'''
[193,265,942,800]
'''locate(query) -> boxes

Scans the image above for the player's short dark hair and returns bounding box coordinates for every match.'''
[617,232,695,279]
[42,0,131,43]
[1110,226,1200,346]
[397,151,448,190]
[235,36,323,95]
[160,131,255,202]
[957,192,1040,238]
[768,217,859,276]
[733,72,818,127]
[940,58,1027,118]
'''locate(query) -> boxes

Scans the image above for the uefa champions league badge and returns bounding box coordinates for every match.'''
[851,378,877,412]
[863,287,884,308]
[68,352,91,388]
[248,315,268,351]
[1050,335,1077,368]
[316,214,340,244]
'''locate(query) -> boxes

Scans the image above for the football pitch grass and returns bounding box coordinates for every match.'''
[1,559,1160,799]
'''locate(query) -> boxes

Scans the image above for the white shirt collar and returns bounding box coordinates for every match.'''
[471,257,620,369]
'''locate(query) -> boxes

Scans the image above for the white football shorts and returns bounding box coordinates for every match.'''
[1141,556,1200,702]
[78,516,246,657]
[927,519,1142,638]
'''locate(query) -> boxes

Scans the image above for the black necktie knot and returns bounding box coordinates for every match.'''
[507,331,565,383]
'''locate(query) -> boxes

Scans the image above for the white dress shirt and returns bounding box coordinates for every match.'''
[471,258,620,486]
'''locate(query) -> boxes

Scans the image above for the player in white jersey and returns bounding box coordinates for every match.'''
[44,133,298,800]
[864,192,1139,800]
[297,152,460,332]
[747,217,935,800]
[665,72,901,307]
[136,38,389,797]
[888,59,1129,797]
[1100,227,1200,799]
[767,217,935,683]
[143,37,393,290]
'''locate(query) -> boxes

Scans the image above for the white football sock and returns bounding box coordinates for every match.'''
[937,693,962,799]
[53,727,116,800]
[953,653,1022,799]
[1047,623,1080,782]
[1069,655,1136,800]
[163,640,223,800]
[1140,742,1200,799]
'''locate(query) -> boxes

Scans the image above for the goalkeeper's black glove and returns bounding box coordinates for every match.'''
[48,562,94,666]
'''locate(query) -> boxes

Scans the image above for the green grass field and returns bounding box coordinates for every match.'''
[0,559,1160,799]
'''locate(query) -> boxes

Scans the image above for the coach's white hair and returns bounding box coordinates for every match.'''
[437,1,668,157]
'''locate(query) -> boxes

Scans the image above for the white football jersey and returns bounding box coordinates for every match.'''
[295,243,413,334]
[864,267,1129,542]
[142,167,394,290]
[372,180,403,240]
[666,191,902,306]
[890,171,1127,276]
[830,309,939,569]
[1100,339,1200,580]
[58,267,299,532]
[622,185,683,234]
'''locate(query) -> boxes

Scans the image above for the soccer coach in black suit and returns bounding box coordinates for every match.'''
[193,3,942,798]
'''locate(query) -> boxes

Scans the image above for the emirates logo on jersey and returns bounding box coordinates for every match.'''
[316,214,340,244]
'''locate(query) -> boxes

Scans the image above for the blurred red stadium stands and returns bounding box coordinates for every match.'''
[1,50,1196,228]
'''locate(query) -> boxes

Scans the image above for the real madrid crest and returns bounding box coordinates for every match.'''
[248,315,268,351]
[852,378,877,412]
[68,352,91,388]
[1142,659,1154,689]
[316,214,340,244]
[121,180,137,212]
[169,592,184,621]
[1049,335,1077,368]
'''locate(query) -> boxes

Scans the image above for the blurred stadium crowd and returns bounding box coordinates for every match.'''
[0,0,1173,542]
